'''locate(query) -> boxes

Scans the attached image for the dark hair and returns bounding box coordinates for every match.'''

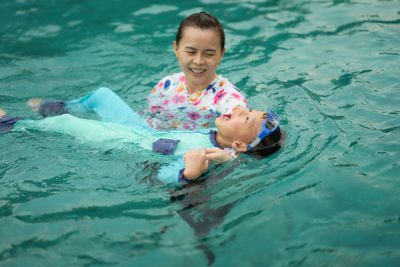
[175,11,225,51]
[246,127,284,158]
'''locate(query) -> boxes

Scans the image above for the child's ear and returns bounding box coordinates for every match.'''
[232,141,248,153]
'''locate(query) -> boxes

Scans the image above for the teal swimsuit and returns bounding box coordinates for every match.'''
[8,88,221,183]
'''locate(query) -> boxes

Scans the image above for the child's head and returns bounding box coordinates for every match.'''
[215,108,283,157]
[175,11,225,52]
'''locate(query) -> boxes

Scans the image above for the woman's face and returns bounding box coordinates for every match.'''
[173,26,225,93]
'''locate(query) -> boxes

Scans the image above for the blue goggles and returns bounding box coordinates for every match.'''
[247,109,280,150]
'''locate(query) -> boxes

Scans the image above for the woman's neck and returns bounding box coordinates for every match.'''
[186,74,218,94]
[186,84,204,94]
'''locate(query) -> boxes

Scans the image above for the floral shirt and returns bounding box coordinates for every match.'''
[147,72,248,130]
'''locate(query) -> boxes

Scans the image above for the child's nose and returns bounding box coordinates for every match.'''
[238,108,248,116]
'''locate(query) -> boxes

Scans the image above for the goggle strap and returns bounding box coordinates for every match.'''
[247,109,280,151]
[248,137,262,150]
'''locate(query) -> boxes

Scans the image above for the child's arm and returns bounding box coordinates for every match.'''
[157,147,236,184]
[182,147,235,180]
[182,147,210,180]
[156,152,208,184]
[203,147,233,163]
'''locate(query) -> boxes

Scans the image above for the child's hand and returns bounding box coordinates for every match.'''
[183,147,209,180]
[204,147,231,162]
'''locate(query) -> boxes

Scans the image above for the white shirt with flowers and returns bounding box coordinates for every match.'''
[147,72,248,130]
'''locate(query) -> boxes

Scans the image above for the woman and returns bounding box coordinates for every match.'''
[147,11,248,130]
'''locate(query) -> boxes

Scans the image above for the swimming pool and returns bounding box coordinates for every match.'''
[1,0,400,265]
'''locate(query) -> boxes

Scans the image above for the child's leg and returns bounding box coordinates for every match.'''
[65,87,150,131]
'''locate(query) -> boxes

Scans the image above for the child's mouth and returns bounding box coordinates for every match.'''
[220,114,231,120]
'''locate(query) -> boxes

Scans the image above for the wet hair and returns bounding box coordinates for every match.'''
[175,11,225,51]
[246,127,285,159]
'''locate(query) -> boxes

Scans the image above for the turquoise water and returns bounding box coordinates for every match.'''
[1,0,400,266]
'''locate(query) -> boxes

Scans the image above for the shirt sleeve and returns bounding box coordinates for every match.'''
[157,158,186,184]
[216,81,248,114]
[218,93,248,114]
[157,157,214,184]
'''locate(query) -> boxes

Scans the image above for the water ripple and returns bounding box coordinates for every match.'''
[1,0,399,265]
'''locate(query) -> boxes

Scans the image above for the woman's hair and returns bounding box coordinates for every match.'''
[247,127,284,158]
[175,11,225,51]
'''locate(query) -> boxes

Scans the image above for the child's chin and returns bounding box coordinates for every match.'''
[215,118,221,126]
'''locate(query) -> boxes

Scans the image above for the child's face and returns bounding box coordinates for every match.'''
[215,108,267,150]
[173,26,225,92]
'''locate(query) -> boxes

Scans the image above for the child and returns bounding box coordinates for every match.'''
[147,11,248,129]
[1,94,282,184]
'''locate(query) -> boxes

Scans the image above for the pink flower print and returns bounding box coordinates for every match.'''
[187,112,201,120]
[163,99,169,106]
[193,99,202,106]
[179,75,186,83]
[150,105,163,113]
[231,93,242,100]
[157,81,164,88]
[213,89,227,105]
[204,113,215,119]
[163,110,177,120]
[182,121,197,130]
[173,94,186,104]
[165,112,177,119]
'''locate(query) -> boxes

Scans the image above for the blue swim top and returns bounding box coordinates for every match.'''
[13,114,222,183]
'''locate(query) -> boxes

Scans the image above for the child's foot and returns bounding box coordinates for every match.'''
[0,109,6,118]
[27,98,43,112]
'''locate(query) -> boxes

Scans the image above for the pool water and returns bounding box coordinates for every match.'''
[1,0,400,266]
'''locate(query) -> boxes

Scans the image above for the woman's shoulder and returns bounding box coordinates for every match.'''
[214,74,240,92]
